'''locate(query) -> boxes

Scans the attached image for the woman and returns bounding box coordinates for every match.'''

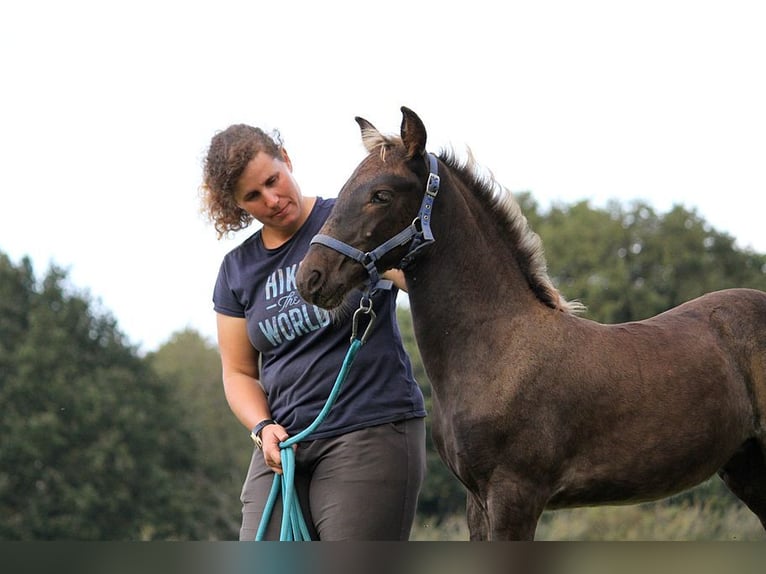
[200,123,427,541]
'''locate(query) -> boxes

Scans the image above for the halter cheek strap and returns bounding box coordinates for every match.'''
[311,153,441,292]
[400,153,439,267]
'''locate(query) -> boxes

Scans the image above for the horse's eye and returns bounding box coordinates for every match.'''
[371,190,392,204]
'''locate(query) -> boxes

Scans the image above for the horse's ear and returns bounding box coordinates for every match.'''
[400,106,427,159]
[355,117,382,152]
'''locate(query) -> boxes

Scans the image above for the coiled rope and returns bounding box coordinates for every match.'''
[255,299,376,541]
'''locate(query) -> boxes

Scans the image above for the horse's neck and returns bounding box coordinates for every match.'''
[405,247,539,342]
[403,179,544,372]
[407,178,538,311]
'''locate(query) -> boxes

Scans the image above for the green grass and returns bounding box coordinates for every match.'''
[411,502,764,541]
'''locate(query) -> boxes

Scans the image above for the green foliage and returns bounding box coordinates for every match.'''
[525,194,766,322]
[0,256,195,539]
[147,329,252,539]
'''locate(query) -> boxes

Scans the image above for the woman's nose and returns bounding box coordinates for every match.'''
[262,190,280,208]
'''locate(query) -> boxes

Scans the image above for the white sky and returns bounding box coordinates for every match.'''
[1,1,764,353]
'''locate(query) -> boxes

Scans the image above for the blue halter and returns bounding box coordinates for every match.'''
[310,153,441,292]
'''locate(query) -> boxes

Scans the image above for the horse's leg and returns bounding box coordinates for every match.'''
[484,477,545,540]
[466,492,489,540]
[718,438,766,532]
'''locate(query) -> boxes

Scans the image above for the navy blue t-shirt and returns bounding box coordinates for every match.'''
[213,197,425,438]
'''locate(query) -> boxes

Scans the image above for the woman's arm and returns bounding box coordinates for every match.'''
[216,313,288,473]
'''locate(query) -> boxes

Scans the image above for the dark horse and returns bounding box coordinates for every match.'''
[296,107,766,540]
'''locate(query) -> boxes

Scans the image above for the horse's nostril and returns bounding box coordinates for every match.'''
[307,269,323,293]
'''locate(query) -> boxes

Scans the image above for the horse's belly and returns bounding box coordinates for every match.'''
[547,445,734,508]
[547,477,698,508]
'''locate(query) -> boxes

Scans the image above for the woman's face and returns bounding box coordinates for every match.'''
[234,150,306,235]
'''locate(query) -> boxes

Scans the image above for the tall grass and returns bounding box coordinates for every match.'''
[411,502,764,541]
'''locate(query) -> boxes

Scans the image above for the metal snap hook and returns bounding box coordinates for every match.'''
[351,296,376,344]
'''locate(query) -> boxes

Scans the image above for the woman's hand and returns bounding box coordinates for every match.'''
[382,269,407,292]
[260,423,292,474]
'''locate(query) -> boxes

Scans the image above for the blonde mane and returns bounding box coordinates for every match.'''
[440,148,585,314]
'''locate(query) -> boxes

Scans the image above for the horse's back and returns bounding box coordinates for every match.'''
[628,287,766,349]
[654,287,766,321]
[680,288,766,373]
[686,287,766,316]
[628,287,766,403]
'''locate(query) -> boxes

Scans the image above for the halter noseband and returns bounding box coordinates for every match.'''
[310,153,441,293]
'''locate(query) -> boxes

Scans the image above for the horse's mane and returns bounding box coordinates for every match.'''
[361,131,584,315]
[439,148,584,314]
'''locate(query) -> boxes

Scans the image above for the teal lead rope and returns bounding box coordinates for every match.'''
[255,299,376,541]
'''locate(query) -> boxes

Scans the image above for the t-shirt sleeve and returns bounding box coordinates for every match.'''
[212,259,245,318]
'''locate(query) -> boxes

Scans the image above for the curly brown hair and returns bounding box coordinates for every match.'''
[200,124,284,238]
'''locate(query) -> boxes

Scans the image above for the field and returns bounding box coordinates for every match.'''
[412,501,764,541]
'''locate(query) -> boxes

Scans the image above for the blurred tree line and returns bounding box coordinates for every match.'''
[1,197,765,539]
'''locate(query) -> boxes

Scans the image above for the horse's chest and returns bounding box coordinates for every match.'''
[430,400,495,484]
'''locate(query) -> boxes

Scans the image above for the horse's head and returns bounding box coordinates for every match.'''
[297,106,433,309]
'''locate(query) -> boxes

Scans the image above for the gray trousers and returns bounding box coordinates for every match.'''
[239,418,426,541]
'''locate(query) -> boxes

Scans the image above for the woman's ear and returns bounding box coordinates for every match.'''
[281,148,293,171]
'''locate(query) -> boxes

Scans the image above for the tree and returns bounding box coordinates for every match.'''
[0,254,33,379]
[526,195,766,323]
[0,254,195,539]
[147,329,251,539]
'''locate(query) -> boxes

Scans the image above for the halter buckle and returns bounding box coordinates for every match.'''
[426,172,440,197]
